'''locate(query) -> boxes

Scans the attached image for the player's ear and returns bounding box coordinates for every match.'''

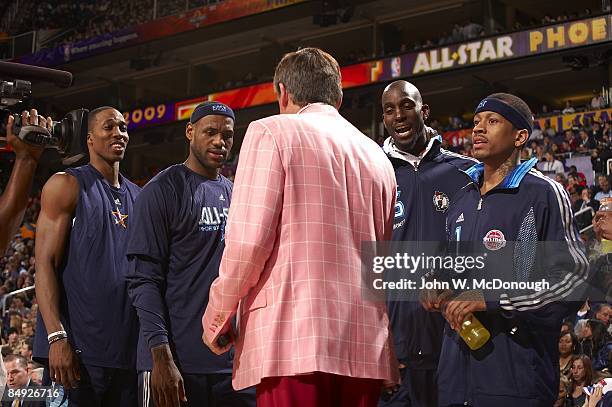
[421,104,430,121]
[186,122,194,143]
[515,129,529,148]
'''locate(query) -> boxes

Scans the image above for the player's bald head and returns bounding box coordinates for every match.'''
[382,80,423,108]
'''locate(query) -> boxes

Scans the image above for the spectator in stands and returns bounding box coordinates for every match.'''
[565,129,578,151]
[530,125,544,141]
[577,130,597,153]
[562,320,574,335]
[544,122,557,137]
[2,328,20,357]
[30,367,43,386]
[578,319,607,359]
[463,20,484,39]
[559,332,578,379]
[580,187,600,212]
[593,303,611,326]
[541,151,565,174]
[9,313,23,335]
[591,149,609,175]
[569,187,585,218]
[556,173,569,188]
[591,91,605,110]
[11,296,30,318]
[569,355,593,407]
[21,320,34,339]
[542,136,554,153]
[20,338,33,361]
[563,100,576,115]
[4,353,44,406]
[559,141,572,154]
[595,175,612,202]
[592,333,612,371]
[569,166,587,186]
[592,121,604,141]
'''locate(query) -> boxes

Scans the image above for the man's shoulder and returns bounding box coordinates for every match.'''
[522,169,568,200]
[438,148,478,169]
[121,174,142,193]
[138,165,183,198]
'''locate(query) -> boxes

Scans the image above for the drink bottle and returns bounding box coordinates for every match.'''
[459,313,490,350]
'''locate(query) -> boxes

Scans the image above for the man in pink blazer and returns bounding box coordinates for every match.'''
[202,47,399,407]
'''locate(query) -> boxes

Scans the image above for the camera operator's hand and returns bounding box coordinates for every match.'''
[6,109,51,161]
[48,337,80,389]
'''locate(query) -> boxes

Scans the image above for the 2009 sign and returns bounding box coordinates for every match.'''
[123,104,171,129]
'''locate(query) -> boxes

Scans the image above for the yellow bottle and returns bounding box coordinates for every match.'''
[459,313,490,350]
[600,198,612,253]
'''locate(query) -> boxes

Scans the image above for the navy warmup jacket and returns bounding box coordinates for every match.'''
[440,158,589,407]
[386,136,475,369]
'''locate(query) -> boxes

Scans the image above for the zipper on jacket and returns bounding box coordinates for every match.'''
[413,166,420,238]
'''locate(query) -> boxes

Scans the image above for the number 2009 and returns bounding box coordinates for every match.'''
[123,105,166,125]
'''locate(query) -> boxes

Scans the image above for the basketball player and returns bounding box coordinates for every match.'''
[34,106,140,406]
[380,80,475,407]
[126,101,254,407]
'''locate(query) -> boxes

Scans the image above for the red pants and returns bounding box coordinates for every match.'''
[256,372,383,407]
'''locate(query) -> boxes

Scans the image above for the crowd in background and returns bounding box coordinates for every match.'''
[0,188,43,385]
[4,0,225,48]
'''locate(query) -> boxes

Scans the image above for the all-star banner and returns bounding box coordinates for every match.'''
[126,15,611,130]
[371,15,610,80]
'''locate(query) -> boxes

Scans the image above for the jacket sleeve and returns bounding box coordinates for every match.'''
[126,182,172,349]
[487,179,589,326]
[202,121,284,345]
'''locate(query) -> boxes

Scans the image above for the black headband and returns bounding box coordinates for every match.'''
[190,101,235,124]
[475,98,532,134]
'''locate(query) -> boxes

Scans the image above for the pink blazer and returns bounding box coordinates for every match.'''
[202,103,399,390]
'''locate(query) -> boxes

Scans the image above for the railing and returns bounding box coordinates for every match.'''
[2,285,34,315]
[574,206,596,234]
[0,30,35,60]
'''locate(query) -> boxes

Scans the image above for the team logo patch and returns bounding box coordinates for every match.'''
[433,191,449,212]
[483,229,506,251]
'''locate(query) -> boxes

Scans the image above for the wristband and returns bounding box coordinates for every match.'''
[48,335,67,345]
[47,330,67,344]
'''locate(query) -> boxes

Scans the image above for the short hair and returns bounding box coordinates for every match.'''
[4,354,28,369]
[487,92,534,131]
[21,338,33,351]
[273,47,342,108]
[87,106,117,131]
[592,303,610,314]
